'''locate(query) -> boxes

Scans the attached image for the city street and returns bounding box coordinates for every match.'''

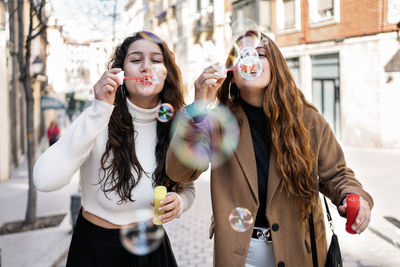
[1,143,399,267]
[54,146,400,267]
[1,0,400,266]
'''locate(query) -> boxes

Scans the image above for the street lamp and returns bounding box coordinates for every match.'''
[32,56,43,77]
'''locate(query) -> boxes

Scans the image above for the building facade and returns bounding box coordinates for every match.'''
[1,0,48,181]
[101,0,400,149]
[0,0,10,181]
[272,0,400,148]
[210,0,400,148]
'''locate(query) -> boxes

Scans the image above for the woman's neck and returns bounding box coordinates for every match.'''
[239,91,264,107]
[128,96,159,109]
[126,98,159,123]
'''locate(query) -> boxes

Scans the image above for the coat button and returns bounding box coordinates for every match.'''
[272,223,279,231]
[277,262,285,267]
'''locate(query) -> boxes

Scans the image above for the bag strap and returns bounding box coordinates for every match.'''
[323,196,336,234]
[309,213,319,267]
[309,196,336,267]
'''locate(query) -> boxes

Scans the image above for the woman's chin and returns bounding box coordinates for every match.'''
[238,81,268,92]
[131,85,162,96]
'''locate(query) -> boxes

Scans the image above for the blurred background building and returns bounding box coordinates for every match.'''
[1,0,49,181]
[275,0,400,148]
[1,0,399,181]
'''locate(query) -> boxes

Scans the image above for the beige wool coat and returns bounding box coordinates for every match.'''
[166,103,373,267]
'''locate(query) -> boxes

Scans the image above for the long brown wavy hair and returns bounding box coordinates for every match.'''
[217,33,317,219]
[100,32,185,204]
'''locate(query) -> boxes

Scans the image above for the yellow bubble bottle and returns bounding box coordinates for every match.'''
[153,186,167,225]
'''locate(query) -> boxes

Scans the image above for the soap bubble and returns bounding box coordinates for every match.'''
[239,47,259,58]
[224,19,263,80]
[138,31,164,44]
[151,64,168,84]
[135,64,167,86]
[231,19,261,51]
[170,101,239,169]
[229,207,254,232]
[237,55,263,80]
[120,209,165,256]
[156,103,174,123]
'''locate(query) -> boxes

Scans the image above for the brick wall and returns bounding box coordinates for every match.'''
[276,0,398,47]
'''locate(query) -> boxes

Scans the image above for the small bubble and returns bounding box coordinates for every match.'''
[238,55,263,80]
[156,103,174,123]
[229,207,253,232]
[261,38,269,46]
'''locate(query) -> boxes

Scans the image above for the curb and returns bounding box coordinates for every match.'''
[369,226,400,250]
[51,248,68,267]
[368,215,400,251]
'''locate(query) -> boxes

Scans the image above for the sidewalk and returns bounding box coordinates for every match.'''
[0,147,79,267]
[328,146,400,266]
[1,145,400,267]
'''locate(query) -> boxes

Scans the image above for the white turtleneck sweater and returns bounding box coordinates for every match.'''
[33,98,195,225]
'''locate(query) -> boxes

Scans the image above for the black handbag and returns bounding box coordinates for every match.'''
[309,196,343,267]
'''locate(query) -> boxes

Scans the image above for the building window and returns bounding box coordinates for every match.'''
[312,54,340,135]
[283,0,295,28]
[309,0,340,27]
[317,0,333,18]
[276,0,301,33]
[387,0,400,24]
[232,0,272,32]
[286,57,300,88]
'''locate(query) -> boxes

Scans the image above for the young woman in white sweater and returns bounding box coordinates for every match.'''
[33,32,195,267]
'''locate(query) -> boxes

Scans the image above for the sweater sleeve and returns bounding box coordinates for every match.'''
[176,182,196,217]
[33,100,115,192]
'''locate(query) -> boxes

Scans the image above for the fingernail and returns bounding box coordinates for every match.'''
[160,200,164,204]
[356,219,360,224]
[158,207,163,211]
[352,225,356,231]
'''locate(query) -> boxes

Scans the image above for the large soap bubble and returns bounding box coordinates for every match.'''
[170,101,240,170]
[120,209,165,255]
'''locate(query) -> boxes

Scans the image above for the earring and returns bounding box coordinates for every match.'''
[228,81,232,100]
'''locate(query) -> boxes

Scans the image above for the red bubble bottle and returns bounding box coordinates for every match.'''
[346,194,360,234]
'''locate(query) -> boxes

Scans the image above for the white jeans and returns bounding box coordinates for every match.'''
[245,238,276,267]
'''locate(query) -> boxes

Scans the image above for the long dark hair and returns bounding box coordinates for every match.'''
[218,33,317,220]
[100,32,185,204]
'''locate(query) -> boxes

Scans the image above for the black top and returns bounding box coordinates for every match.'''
[240,98,271,227]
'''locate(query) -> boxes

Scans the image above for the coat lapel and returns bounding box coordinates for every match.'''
[266,150,282,211]
[232,105,259,203]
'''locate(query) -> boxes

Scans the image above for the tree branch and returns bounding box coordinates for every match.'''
[28,24,46,41]
[28,0,47,42]
[31,0,47,29]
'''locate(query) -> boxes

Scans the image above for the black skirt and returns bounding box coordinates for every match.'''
[66,209,178,267]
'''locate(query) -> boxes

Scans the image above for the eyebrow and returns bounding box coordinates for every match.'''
[256,46,266,50]
[127,51,163,56]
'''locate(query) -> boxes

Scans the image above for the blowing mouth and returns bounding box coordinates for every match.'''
[143,75,153,85]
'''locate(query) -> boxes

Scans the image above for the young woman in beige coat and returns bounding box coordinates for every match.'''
[166,34,373,267]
